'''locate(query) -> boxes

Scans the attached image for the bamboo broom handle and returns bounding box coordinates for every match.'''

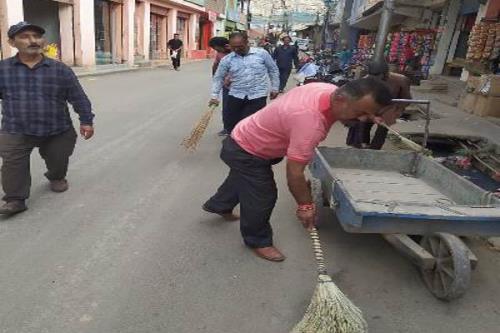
[379,123,429,154]
[309,227,328,276]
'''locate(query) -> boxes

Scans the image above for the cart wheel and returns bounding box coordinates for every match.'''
[310,177,325,228]
[419,233,471,301]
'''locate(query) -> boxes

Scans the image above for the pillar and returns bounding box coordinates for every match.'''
[189,13,198,51]
[59,3,74,66]
[111,3,123,63]
[1,0,24,58]
[167,8,177,40]
[143,1,151,61]
[122,0,135,65]
[135,2,144,58]
[160,16,167,58]
[429,0,462,75]
[74,0,96,67]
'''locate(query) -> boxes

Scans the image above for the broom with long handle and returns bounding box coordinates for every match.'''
[181,104,217,151]
[380,123,432,156]
[292,227,368,333]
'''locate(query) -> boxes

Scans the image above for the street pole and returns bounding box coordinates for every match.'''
[322,3,331,49]
[373,0,395,63]
[247,0,251,30]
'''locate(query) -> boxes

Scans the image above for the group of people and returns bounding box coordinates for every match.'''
[208,33,301,136]
[0,22,409,264]
[204,32,409,262]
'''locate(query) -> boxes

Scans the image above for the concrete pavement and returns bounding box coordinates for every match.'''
[0,61,499,333]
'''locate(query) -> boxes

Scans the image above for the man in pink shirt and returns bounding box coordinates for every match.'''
[203,78,393,262]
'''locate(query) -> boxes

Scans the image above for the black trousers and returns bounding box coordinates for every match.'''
[278,67,292,91]
[171,51,181,69]
[225,95,267,133]
[0,128,77,201]
[221,87,230,131]
[346,121,388,150]
[204,137,282,248]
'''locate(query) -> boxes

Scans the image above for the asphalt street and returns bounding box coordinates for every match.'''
[0,61,498,333]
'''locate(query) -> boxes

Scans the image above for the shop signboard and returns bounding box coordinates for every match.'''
[184,0,205,6]
[226,0,240,22]
[208,10,218,22]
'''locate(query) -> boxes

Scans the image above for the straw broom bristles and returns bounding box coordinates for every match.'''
[181,105,217,151]
[381,123,431,156]
[291,228,368,333]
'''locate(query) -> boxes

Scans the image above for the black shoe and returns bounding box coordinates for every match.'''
[218,129,229,137]
[50,179,69,193]
[0,200,27,215]
[202,203,239,221]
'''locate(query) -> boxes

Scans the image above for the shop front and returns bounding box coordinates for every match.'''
[94,0,130,65]
[23,0,60,59]
[177,14,188,56]
[199,11,215,52]
[225,20,237,36]
[5,0,76,65]
[150,5,168,60]
[94,0,114,64]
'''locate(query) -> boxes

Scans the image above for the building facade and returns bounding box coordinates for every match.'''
[0,0,206,67]
[346,0,498,78]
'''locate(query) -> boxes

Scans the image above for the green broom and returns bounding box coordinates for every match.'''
[181,105,217,151]
[292,227,368,333]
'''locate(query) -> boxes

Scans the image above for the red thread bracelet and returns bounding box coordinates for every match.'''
[297,203,315,211]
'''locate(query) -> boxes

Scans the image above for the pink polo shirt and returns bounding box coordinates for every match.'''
[232,83,337,164]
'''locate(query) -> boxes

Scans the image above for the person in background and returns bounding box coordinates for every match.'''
[273,35,299,93]
[203,78,393,262]
[167,33,183,71]
[0,22,95,215]
[337,42,353,70]
[346,59,411,149]
[210,32,280,134]
[209,37,232,136]
[261,37,273,55]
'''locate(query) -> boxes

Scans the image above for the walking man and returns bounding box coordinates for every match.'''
[346,60,412,149]
[167,33,183,71]
[203,78,393,262]
[0,22,95,215]
[273,35,299,92]
[210,32,280,133]
[208,37,232,136]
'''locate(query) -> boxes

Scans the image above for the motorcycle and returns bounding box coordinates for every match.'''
[295,51,352,87]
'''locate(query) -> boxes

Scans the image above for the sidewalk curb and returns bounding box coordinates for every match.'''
[75,59,208,78]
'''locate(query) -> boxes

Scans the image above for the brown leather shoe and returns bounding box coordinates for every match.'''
[252,246,286,262]
[0,200,27,215]
[50,179,69,193]
[202,204,239,221]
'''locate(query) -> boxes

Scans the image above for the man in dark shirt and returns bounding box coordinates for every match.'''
[0,22,95,215]
[167,33,183,71]
[346,60,411,149]
[273,35,299,92]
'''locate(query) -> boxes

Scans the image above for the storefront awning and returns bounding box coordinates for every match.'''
[349,5,423,30]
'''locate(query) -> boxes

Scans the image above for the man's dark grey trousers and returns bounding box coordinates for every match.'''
[204,137,282,248]
[0,128,77,201]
